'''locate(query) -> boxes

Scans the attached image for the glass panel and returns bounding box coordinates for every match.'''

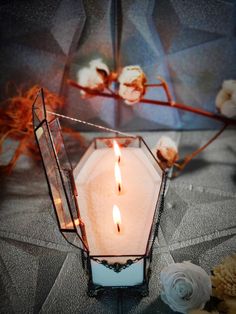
[140,137,164,176]
[146,172,167,256]
[91,258,144,287]
[35,123,74,230]
[32,88,56,127]
[33,91,87,251]
[63,231,85,248]
[49,119,72,170]
[32,89,46,128]
[47,118,84,243]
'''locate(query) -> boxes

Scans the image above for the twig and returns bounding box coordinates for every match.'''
[68,78,236,174]
[173,123,228,176]
[68,79,236,126]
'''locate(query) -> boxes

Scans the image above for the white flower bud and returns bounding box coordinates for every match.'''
[118,65,146,105]
[219,99,236,118]
[154,136,178,169]
[216,80,236,118]
[222,80,236,93]
[77,59,110,95]
[160,262,212,314]
[215,89,230,110]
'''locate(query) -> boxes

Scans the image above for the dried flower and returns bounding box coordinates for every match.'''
[77,59,110,96]
[160,262,212,314]
[0,85,83,173]
[118,65,146,104]
[211,254,236,300]
[217,298,236,314]
[154,136,179,169]
[188,310,219,314]
[215,80,236,118]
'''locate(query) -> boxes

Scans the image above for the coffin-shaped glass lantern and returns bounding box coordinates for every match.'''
[33,89,166,296]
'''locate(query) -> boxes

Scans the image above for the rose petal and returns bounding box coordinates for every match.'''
[160,262,211,314]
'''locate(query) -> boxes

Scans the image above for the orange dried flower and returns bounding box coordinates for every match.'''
[0,85,64,172]
[211,254,236,300]
[217,298,236,314]
[188,310,219,314]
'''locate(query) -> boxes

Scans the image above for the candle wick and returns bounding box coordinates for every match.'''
[118,156,120,163]
[118,183,121,193]
[117,223,120,233]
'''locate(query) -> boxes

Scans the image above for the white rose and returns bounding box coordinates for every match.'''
[160,262,212,314]
[215,80,236,118]
[77,58,110,95]
[153,136,178,169]
[118,65,146,105]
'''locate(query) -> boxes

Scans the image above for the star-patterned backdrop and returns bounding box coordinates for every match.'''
[0,0,236,130]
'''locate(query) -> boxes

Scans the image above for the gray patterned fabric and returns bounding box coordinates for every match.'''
[0,0,235,130]
[0,130,235,313]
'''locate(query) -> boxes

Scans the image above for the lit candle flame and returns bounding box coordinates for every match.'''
[114,161,122,193]
[113,204,121,233]
[113,140,121,163]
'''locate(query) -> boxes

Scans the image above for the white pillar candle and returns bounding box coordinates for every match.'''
[73,146,161,286]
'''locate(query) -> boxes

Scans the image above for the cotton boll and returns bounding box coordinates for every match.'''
[215,89,231,110]
[220,100,236,118]
[232,90,236,103]
[89,59,110,75]
[222,80,236,93]
[118,84,143,105]
[215,80,236,118]
[118,65,146,104]
[76,58,110,96]
[118,66,144,84]
[154,136,179,169]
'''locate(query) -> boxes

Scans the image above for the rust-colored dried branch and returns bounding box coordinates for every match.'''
[68,78,236,174]
[0,84,82,174]
[173,123,228,176]
[68,79,236,126]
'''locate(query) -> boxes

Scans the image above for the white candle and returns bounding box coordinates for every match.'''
[73,146,161,286]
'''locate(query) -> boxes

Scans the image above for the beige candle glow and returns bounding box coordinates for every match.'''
[114,161,122,193]
[113,140,121,163]
[113,204,121,233]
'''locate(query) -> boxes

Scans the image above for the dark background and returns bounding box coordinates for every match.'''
[0,2,236,312]
[0,0,236,130]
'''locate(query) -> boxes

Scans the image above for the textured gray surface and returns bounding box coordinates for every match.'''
[0,129,235,313]
[0,0,236,130]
